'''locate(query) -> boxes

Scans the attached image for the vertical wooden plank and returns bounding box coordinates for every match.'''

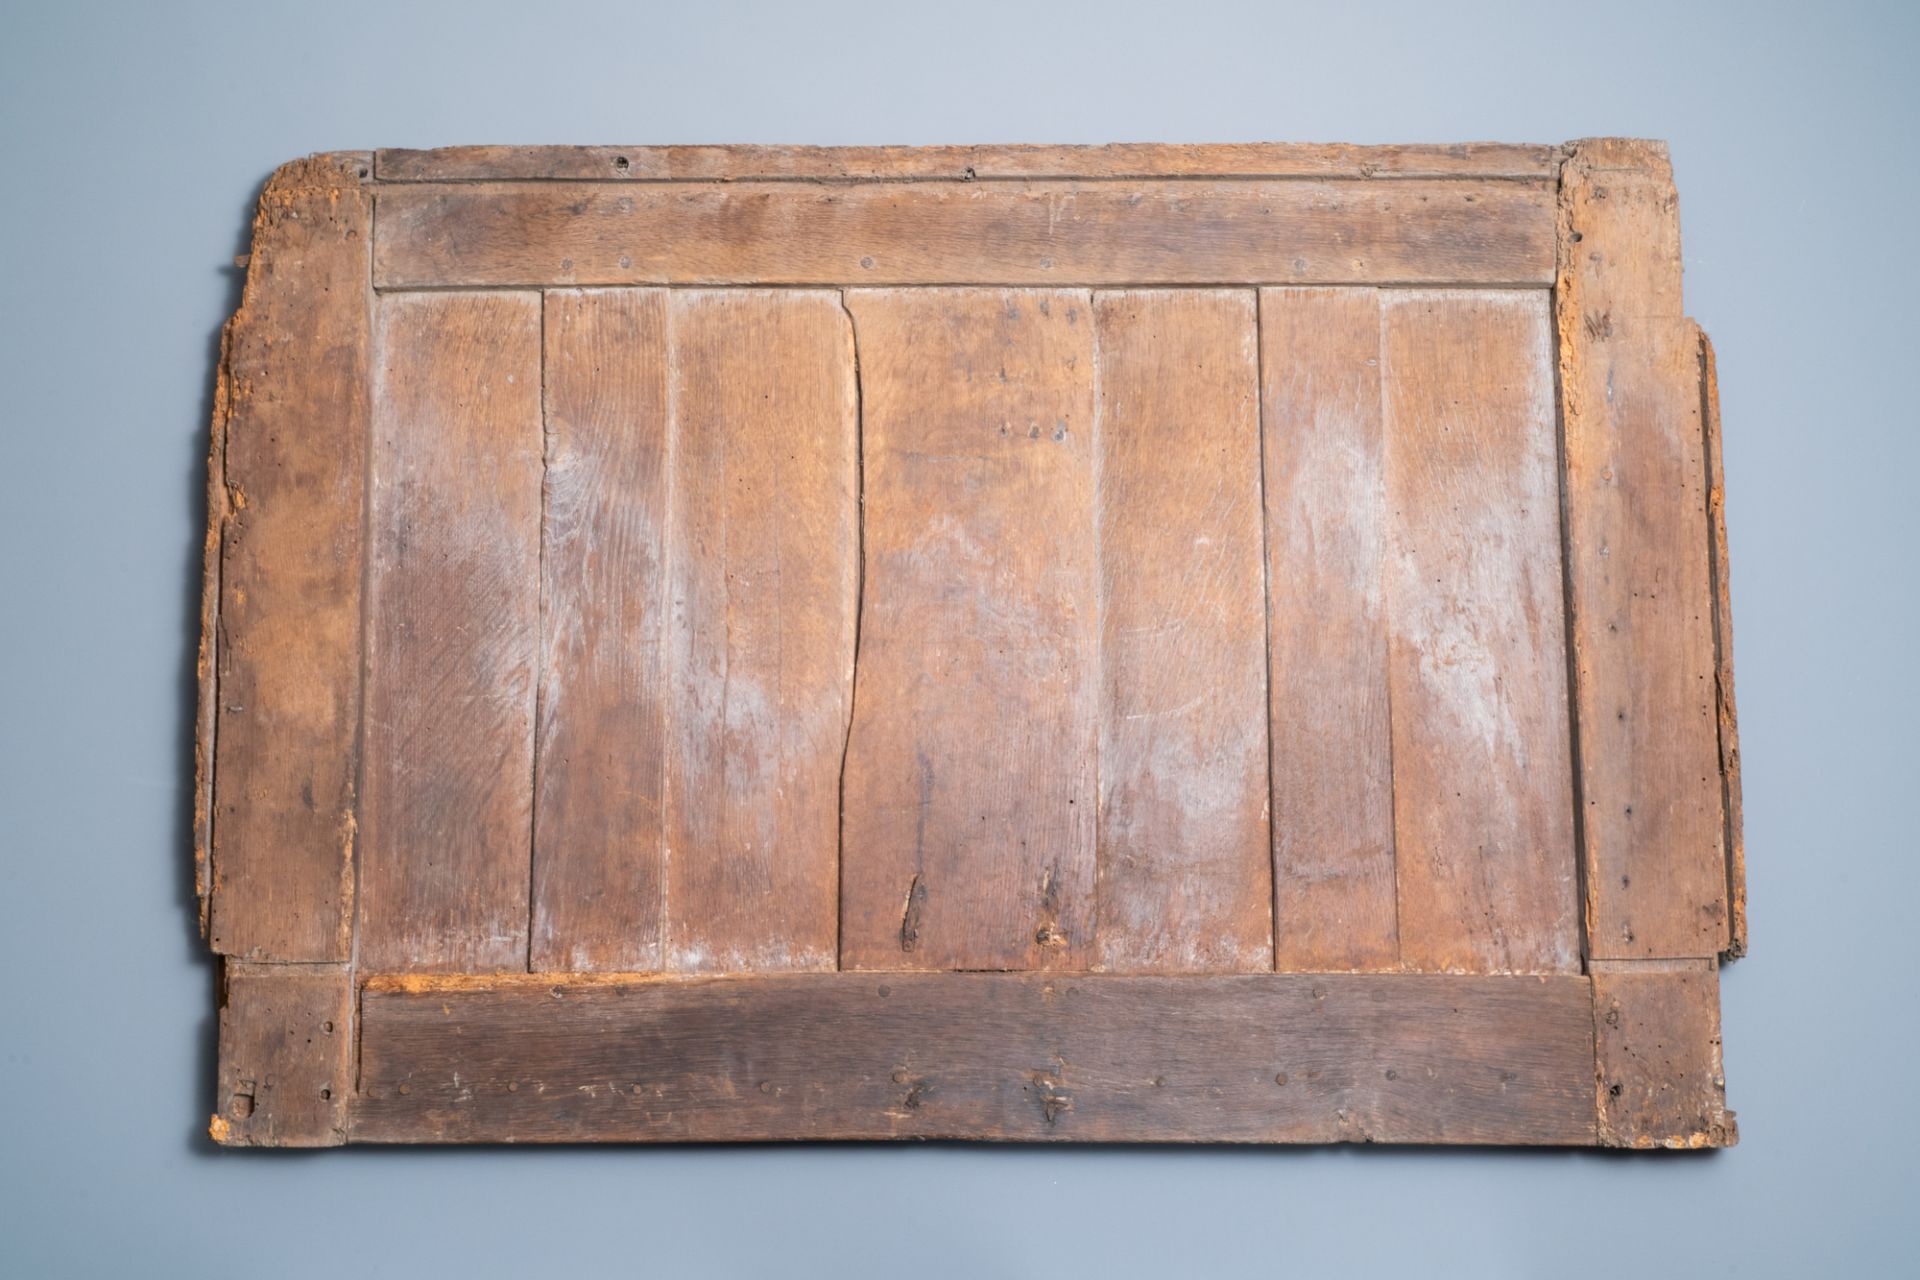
[1260,287,1399,971]
[361,292,543,973]
[1091,289,1270,972]
[1699,327,1746,958]
[205,153,371,961]
[1382,290,1580,973]
[210,962,352,1147]
[840,288,1097,971]
[1592,960,1736,1147]
[663,290,859,972]
[1558,139,1729,959]
[529,290,671,972]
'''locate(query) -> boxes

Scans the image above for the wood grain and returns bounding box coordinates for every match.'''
[360,292,543,973]
[211,962,352,1147]
[530,290,671,972]
[1092,290,1270,972]
[372,180,1557,289]
[1260,288,1398,971]
[375,141,1561,183]
[352,972,1597,1144]
[203,153,371,961]
[1381,290,1579,974]
[662,290,859,972]
[1557,139,1729,959]
[1592,960,1736,1147]
[839,289,1098,971]
[1700,326,1747,958]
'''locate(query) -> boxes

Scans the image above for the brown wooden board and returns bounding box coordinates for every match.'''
[201,140,1741,1147]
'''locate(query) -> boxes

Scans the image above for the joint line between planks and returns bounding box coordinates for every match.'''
[524,291,552,974]
[1252,289,1280,971]
[833,291,867,973]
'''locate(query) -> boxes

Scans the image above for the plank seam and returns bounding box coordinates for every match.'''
[524,292,551,973]
[835,290,866,973]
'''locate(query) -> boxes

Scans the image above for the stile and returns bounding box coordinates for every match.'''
[1260,287,1399,971]
[1092,289,1271,973]
[359,291,544,973]
[1381,290,1579,974]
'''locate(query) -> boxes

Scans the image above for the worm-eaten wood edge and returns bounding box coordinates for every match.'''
[212,963,354,1146]
[199,151,372,958]
[1591,961,1736,1148]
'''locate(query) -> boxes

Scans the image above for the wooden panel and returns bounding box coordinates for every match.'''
[839,289,1098,971]
[1382,291,1579,974]
[1260,288,1398,971]
[1558,139,1729,958]
[360,292,543,973]
[203,154,370,961]
[376,141,1561,183]
[530,290,670,972]
[372,180,1557,289]
[1092,290,1270,972]
[353,972,1597,1145]
[210,963,352,1147]
[1592,961,1736,1147]
[662,290,859,972]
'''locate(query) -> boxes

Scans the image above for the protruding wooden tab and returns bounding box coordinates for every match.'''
[1592,961,1736,1148]
[840,289,1098,971]
[372,180,1557,289]
[1261,288,1398,971]
[530,290,671,972]
[211,963,352,1147]
[360,292,544,973]
[1382,291,1579,974]
[662,290,859,972]
[1558,139,1729,959]
[352,972,1597,1144]
[1091,289,1270,972]
[204,153,371,961]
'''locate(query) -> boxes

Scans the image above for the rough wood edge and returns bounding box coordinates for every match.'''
[211,961,354,1147]
[1699,326,1746,959]
[198,150,373,958]
[1590,960,1736,1149]
[373,141,1563,184]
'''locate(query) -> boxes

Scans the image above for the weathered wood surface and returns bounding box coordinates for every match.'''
[203,153,371,961]
[1592,960,1736,1147]
[372,180,1557,289]
[376,141,1561,183]
[359,291,544,973]
[530,289,672,972]
[1382,290,1579,973]
[661,290,859,972]
[352,973,1597,1144]
[1557,139,1730,959]
[1260,287,1398,971]
[839,289,1100,971]
[1092,290,1269,972]
[211,963,352,1147]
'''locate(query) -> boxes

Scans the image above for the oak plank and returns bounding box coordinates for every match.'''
[360,292,543,972]
[1260,288,1399,971]
[204,153,371,961]
[375,141,1561,183]
[372,180,1557,289]
[1557,139,1729,959]
[1381,290,1580,973]
[840,289,1098,970]
[1091,289,1270,972]
[1700,326,1746,958]
[353,972,1596,1144]
[662,290,859,972]
[1592,961,1736,1147]
[530,290,671,972]
[211,963,352,1147]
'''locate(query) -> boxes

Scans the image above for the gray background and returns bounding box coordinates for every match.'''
[3,1,1913,1274]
